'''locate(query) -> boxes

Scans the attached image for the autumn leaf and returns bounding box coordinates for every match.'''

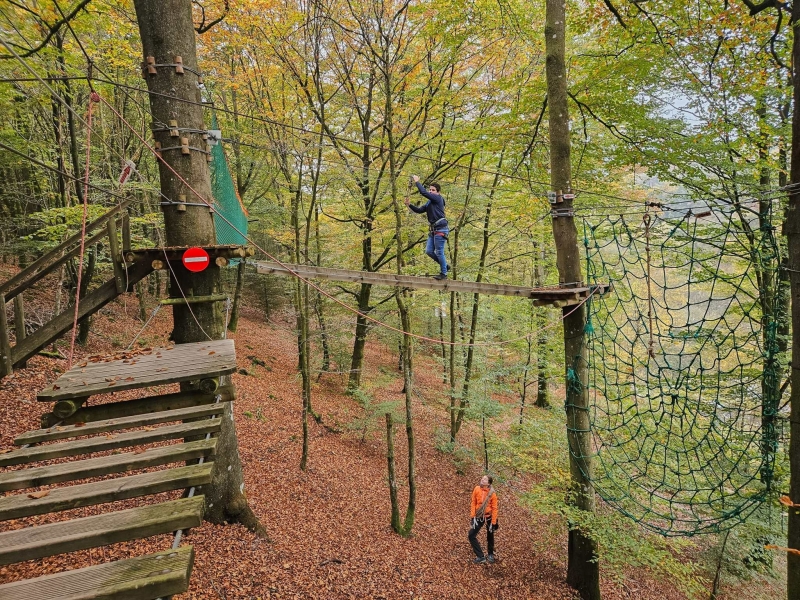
[28,490,50,499]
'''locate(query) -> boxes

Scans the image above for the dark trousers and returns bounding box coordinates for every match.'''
[468,518,494,558]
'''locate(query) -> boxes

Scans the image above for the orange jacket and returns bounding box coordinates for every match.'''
[470,486,498,525]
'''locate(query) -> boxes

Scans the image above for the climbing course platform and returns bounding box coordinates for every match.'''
[255,260,611,306]
[0,339,237,599]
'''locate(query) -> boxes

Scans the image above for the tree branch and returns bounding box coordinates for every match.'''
[602,0,627,28]
[0,0,93,60]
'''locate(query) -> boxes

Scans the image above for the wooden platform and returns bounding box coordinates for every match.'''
[254,260,611,306]
[38,339,237,402]
[0,341,238,599]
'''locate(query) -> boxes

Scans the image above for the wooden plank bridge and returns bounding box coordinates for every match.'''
[0,339,236,599]
[254,261,611,306]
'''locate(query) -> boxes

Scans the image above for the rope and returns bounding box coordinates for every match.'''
[96,92,596,349]
[66,91,100,369]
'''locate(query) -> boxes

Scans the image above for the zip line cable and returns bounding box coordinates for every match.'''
[85,76,799,205]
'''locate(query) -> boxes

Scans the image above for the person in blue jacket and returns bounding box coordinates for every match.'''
[405,174,449,280]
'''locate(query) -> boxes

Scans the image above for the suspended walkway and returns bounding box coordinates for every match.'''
[0,339,237,599]
[254,260,611,306]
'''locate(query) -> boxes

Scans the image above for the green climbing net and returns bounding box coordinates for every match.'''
[582,201,785,536]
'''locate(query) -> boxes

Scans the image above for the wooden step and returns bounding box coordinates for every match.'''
[54,386,235,427]
[0,438,216,492]
[0,418,221,467]
[16,403,226,445]
[0,462,213,521]
[0,496,204,565]
[0,544,194,599]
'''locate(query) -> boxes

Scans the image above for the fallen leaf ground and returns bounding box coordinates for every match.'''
[0,269,785,599]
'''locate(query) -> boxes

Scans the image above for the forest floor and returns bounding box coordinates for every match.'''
[0,267,786,599]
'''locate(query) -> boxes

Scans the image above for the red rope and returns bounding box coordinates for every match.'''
[97,92,595,348]
[67,91,101,369]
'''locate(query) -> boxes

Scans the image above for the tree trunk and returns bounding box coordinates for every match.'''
[133,0,264,537]
[227,258,245,333]
[545,1,600,598]
[785,2,800,595]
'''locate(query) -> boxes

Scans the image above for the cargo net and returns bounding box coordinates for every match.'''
[209,114,248,250]
[582,203,785,536]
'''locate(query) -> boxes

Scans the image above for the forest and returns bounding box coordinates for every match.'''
[0,0,797,599]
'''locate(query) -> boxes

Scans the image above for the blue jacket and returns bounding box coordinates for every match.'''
[409,182,446,226]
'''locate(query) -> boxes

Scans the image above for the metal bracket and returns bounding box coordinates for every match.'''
[551,207,575,219]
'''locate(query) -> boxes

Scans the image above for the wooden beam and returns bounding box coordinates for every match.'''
[16,404,226,445]
[0,294,10,377]
[0,496,204,565]
[3,227,111,304]
[0,418,221,467]
[0,463,213,521]
[45,386,235,427]
[0,545,194,600]
[255,260,611,303]
[0,438,216,492]
[10,258,154,370]
[12,294,26,369]
[107,218,125,294]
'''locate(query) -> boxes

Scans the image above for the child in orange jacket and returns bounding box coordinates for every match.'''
[468,475,498,564]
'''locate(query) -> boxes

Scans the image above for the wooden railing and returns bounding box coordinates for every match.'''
[0,200,155,377]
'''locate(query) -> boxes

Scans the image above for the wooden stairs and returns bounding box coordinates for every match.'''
[0,339,237,599]
[0,201,151,378]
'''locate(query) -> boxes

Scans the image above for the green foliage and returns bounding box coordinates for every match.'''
[433,426,475,475]
[346,388,402,444]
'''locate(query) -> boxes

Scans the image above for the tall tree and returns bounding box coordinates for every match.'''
[132,0,263,535]
[545,0,600,598]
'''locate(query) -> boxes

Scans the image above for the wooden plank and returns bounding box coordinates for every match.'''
[50,386,235,427]
[0,418,221,467]
[16,403,226,445]
[255,260,611,302]
[0,294,11,377]
[0,544,194,600]
[4,227,111,304]
[0,462,213,521]
[10,258,154,370]
[12,294,26,368]
[121,211,131,254]
[0,199,133,298]
[0,438,216,492]
[37,339,236,402]
[123,244,253,264]
[0,496,204,565]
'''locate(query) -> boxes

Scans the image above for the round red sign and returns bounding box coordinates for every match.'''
[182,247,210,272]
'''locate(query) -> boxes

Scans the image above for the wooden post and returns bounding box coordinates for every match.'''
[545,1,600,598]
[107,219,126,294]
[13,294,26,369]
[0,294,11,377]
[122,210,131,254]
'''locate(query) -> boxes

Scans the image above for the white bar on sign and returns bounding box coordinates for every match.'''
[184,257,209,263]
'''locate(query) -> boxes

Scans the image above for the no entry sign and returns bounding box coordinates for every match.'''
[182,247,210,272]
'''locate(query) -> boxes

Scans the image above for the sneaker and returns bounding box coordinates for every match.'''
[473,556,486,564]
[447,265,451,272]
[487,554,495,564]
[433,273,447,281]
